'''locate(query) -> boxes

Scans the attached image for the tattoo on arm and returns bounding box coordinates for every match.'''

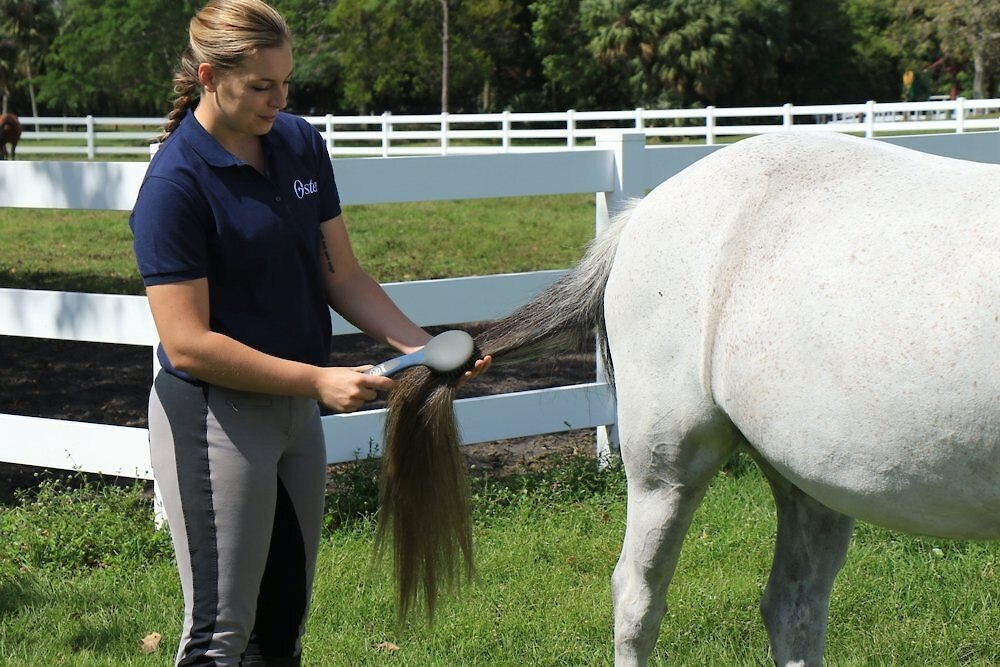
[319,233,336,273]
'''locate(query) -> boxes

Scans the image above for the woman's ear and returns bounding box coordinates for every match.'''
[197,63,216,92]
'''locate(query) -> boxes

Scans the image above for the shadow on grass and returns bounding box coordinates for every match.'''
[0,571,41,618]
[0,269,143,295]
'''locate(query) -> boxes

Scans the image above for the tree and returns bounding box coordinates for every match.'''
[272,0,342,113]
[37,0,196,116]
[1,0,58,118]
[575,0,789,108]
[330,0,517,114]
[656,0,789,106]
[0,35,18,113]
[925,0,1000,98]
[841,0,906,102]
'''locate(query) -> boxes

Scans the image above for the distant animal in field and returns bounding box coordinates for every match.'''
[1,113,22,160]
[377,132,1000,665]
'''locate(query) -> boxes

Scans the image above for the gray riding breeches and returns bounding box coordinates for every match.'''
[148,371,326,666]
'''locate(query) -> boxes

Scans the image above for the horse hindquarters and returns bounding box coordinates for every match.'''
[604,205,744,665]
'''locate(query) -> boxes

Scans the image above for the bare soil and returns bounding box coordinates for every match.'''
[0,324,597,500]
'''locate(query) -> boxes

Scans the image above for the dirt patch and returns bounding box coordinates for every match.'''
[0,324,599,499]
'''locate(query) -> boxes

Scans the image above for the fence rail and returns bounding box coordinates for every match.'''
[9,98,1000,159]
[2,130,999,481]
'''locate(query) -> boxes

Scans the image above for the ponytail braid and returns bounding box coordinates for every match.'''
[157,49,200,143]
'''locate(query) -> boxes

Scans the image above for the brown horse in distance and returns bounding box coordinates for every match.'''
[0,113,22,160]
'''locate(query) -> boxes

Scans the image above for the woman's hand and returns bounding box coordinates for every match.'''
[315,366,395,412]
[457,354,492,387]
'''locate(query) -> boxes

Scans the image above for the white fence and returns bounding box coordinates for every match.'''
[2,130,1000,481]
[10,98,1000,159]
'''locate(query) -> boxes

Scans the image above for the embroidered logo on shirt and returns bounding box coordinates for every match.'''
[293,179,319,199]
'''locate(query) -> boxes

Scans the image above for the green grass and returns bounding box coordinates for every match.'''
[1,455,998,665]
[0,195,595,293]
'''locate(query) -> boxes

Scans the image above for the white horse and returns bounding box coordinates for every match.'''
[376,131,1000,665]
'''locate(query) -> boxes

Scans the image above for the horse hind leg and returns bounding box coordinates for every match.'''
[611,406,740,666]
[755,457,854,666]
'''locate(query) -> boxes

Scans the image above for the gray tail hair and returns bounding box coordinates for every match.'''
[374,204,634,624]
[474,208,632,380]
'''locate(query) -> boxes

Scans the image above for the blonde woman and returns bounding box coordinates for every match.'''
[130,1,488,664]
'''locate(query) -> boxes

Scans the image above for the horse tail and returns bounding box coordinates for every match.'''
[374,205,634,623]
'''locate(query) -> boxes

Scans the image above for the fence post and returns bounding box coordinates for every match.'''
[592,131,645,462]
[145,142,167,527]
[86,115,96,159]
[955,97,966,134]
[567,109,576,149]
[441,111,450,155]
[381,110,391,157]
[634,107,644,130]
[325,114,335,155]
[705,106,716,145]
[783,102,794,129]
[502,110,511,152]
[865,100,876,138]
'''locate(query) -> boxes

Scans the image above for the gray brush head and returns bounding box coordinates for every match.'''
[421,329,475,372]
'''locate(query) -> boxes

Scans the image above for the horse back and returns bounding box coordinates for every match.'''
[607,132,1000,538]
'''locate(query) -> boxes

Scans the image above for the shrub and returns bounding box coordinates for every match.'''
[0,476,172,574]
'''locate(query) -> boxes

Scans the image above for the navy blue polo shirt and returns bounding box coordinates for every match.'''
[130,109,342,381]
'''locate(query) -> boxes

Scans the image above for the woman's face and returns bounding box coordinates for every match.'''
[201,42,292,141]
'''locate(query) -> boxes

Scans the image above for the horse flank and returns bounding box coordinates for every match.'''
[375,205,633,622]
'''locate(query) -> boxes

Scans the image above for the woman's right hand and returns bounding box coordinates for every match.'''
[315,366,395,412]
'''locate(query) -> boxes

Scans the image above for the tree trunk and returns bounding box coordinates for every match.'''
[26,54,39,128]
[973,46,985,99]
[441,0,449,113]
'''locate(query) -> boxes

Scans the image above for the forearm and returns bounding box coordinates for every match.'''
[328,271,431,353]
[165,330,322,398]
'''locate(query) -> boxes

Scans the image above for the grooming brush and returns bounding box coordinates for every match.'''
[364,329,476,378]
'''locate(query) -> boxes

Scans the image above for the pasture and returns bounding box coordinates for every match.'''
[1,195,998,664]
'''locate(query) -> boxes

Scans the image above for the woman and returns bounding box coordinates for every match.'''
[129,2,488,664]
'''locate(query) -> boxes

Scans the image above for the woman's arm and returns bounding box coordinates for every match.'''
[318,214,432,353]
[319,214,491,379]
[145,278,394,412]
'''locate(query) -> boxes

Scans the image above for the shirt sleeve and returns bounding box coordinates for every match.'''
[129,175,210,286]
[308,123,342,223]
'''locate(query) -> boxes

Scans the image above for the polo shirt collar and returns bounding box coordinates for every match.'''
[176,106,282,169]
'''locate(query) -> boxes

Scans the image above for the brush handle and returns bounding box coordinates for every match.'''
[364,349,426,377]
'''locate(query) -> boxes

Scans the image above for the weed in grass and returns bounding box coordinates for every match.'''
[471,452,626,519]
[325,447,383,532]
[0,475,171,575]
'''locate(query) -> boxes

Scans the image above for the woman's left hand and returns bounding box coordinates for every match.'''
[457,354,492,387]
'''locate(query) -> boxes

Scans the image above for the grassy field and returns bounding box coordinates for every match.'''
[2,199,999,664]
[0,195,595,293]
[1,455,998,666]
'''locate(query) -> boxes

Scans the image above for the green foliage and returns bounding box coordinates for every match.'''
[471,450,626,519]
[6,0,994,117]
[0,476,172,574]
[35,0,198,115]
[325,448,383,531]
[329,0,520,113]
